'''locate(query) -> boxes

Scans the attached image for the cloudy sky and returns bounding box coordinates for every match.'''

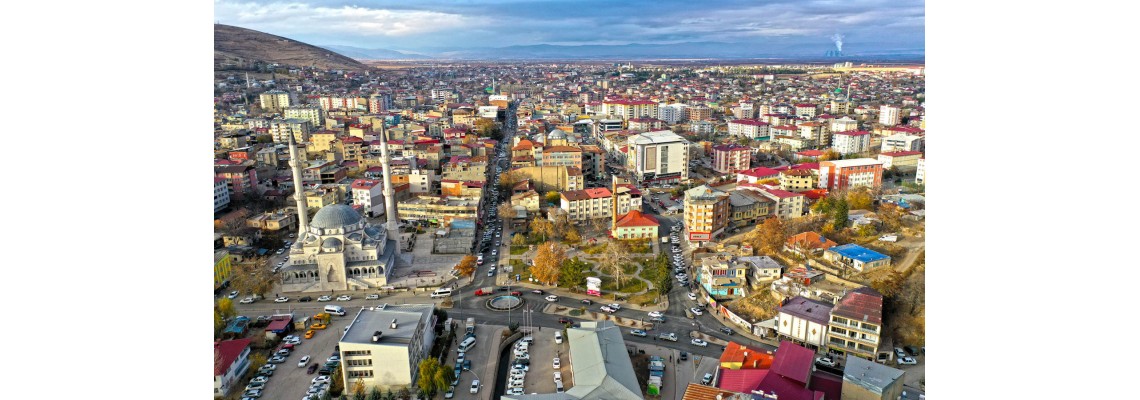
[215,0,924,53]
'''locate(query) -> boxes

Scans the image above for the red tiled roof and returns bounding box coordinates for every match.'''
[351,179,381,190]
[786,232,837,250]
[719,341,775,369]
[879,151,923,157]
[214,338,251,376]
[795,150,824,156]
[615,210,660,228]
[833,130,871,136]
[717,368,769,393]
[730,119,770,126]
[769,341,815,385]
[832,287,883,324]
[738,167,780,179]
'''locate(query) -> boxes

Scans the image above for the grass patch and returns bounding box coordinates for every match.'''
[638,261,668,284]
[600,276,646,294]
[621,263,638,275]
[581,243,608,255]
[622,239,652,253]
[628,291,660,307]
[510,246,528,255]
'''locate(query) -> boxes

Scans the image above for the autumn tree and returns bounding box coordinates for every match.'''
[511,233,527,246]
[564,228,581,243]
[498,202,516,225]
[529,217,555,242]
[532,242,566,285]
[216,298,237,319]
[544,191,561,205]
[416,358,450,398]
[598,241,632,288]
[846,188,874,210]
[229,261,275,298]
[745,217,787,254]
[498,170,524,192]
[877,203,905,232]
[454,255,477,277]
[248,353,268,374]
[214,309,225,337]
[559,257,590,290]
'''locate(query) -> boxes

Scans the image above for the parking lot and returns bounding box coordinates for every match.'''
[238,304,357,400]
[444,323,499,399]
[508,328,571,395]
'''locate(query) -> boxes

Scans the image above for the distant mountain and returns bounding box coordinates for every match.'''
[428,41,924,61]
[214,24,367,71]
[320,45,430,60]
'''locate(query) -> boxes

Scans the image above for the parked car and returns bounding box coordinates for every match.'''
[274,297,289,303]
[897,356,917,365]
[336,295,351,301]
[239,297,256,304]
[630,329,648,337]
[307,364,318,374]
[317,295,332,302]
[366,294,380,300]
[470,380,480,394]
[904,345,921,356]
[267,355,286,364]
[815,357,837,368]
[687,293,697,300]
[600,306,616,313]
[679,351,688,361]
[894,347,906,359]
[720,327,735,335]
[558,317,571,324]
[690,307,704,316]
[228,290,239,299]
[647,311,663,318]
[701,373,714,385]
[581,299,593,305]
[691,338,709,347]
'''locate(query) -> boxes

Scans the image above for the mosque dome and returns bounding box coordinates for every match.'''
[310,205,363,229]
[322,237,343,248]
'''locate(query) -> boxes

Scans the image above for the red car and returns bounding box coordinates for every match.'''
[510,291,522,296]
[558,317,571,324]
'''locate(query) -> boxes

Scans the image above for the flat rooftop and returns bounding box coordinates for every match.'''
[342,303,434,346]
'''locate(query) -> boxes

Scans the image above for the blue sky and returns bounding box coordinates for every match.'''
[214,0,924,53]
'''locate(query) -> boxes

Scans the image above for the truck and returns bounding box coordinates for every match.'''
[657,332,678,342]
[474,287,496,296]
[465,318,475,334]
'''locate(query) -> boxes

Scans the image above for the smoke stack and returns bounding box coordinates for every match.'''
[831,34,844,53]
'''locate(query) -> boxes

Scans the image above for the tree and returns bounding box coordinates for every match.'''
[745,217,787,254]
[417,358,448,398]
[454,255,477,277]
[229,261,275,298]
[499,170,524,192]
[877,203,905,232]
[511,233,527,246]
[248,353,268,375]
[831,198,849,231]
[564,228,581,243]
[550,211,572,241]
[216,298,237,319]
[369,386,383,400]
[353,378,367,400]
[544,191,561,205]
[498,202,516,226]
[599,241,631,288]
[855,223,876,237]
[214,309,225,337]
[846,188,873,210]
[533,242,566,284]
[529,217,555,242]
[559,257,590,289]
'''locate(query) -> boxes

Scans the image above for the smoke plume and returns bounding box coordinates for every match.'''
[831,34,844,52]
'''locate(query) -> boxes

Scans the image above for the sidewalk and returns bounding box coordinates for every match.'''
[540,303,655,330]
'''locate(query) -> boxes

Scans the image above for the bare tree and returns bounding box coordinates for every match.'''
[598,240,631,289]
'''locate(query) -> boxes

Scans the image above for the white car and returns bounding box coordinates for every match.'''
[327,355,340,363]
[691,338,709,347]
[250,375,269,384]
[336,295,352,301]
[600,306,616,313]
[507,388,524,395]
[553,358,561,369]
[312,375,331,385]
[690,307,704,316]
[240,297,256,304]
[608,303,621,310]
[365,294,380,300]
[545,295,559,302]
[228,291,239,299]
[298,355,311,367]
[647,311,664,318]
[897,356,917,365]
[815,357,837,368]
[687,293,697,300]
[317,295,332,302]
[274,297,290,303]
[470,380,480,394]
[444,388,454,399]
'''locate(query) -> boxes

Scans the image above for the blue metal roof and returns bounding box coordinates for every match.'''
[830,244,890,263]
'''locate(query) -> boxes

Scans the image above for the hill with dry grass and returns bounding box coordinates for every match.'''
[214,24,366,71]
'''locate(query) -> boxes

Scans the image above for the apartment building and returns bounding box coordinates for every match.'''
[842,356,906,400]
[727,119,771,139]
[819,159,884,191]
[794,103,818,118]
[339,304,437,393]
[831,116,859,133]
[284,104,324,128]
[627,130,690,184]
[560,187,641,222]
[540,146,583,169]
[269,118,313,144]
[878,105,901,126]
[319,95,362,111]
[214,177,231,213]
[778,169,818,193]
[880,133,925,153]
[515,166,584,192]
[259,90,292,112]
[659,103,689,124]
[441,156,487,182]
[877,151,923,171]
[798,122,828,147]
[915,157,925,185]
[712,144,752,174]
[603,99,659,120]
[697,252,751,298]
[831,131,872,155]
[776,296,834,350]
[753,187,805,219]
[826,287,884,361]
[214,165,258,198]
[397,195,479,226]
[684,185,730,243]
[687,105,712,121]
[351,179,385,217]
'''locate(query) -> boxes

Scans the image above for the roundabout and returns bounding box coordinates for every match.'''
[486,295,525,311]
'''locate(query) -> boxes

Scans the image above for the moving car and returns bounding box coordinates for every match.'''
[687,293,697,300]
[691,338,709,347]
[545,295,559,302]
[531,289,544,294]
[336,295,351,301]
[240,297,256,304]
[600,306,616,313]
[298,355,311,367]
[317,295,332,302]
[581,299,593,305]
[299,296,313,302]
[630,329,648,337]
[365,294,380,300]
[558,317,571,324]
[274,297,290,303]
[720,327,735,335]
[690,307,704,316]
[815,357,837,368]
[470,380,480,394]
[228,291,239,299]
[647,311,663,318]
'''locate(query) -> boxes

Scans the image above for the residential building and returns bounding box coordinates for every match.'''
[733,102,755,119]
[305,186,342,213]
[214,177,231,213]
[776,296,834,350]
[338,304,437,393]
[628,117,665,131]
[309,130,340,153]
[560,188,619,222]
[779,169,817,193]
[319,95,362,111]
[877,151,923,171]
[824,244,892,272]
[441,156,487,182]
[500,321,642,400]
[612,210,660,240]
[280,205,398,292]
[259,90,292,112]
[246,208,297,231]
[915,157,925,185]
[793,149,824,162]
[739,255,784,285]
[284,104,324,128]
[752,341,829,400]
[880,133,924,152]
[541,145,583,169]
[696,252,750,298]
[819,159,884,191]
[580,145,606,181]
[660,103,689,124]
[396,195,480,225]
[214,338,252,397]
[351,179,385,217]
[214,165,258,198]
[794,103,818,118]
[511,190,541,212]
[214,250,232,291]
[516,166,584,192]
[269,118,314,144]
[826,287,884,361]
[684,185,730,243]
[687,105,712,121]
[736,167,780,184]
[785,232,838,255]
[627,130,690,184]
[841,356,906,400]
[742,186,805,220]
[831,116,858,133]
[832,131,872,155]
[603,99,659,120]
[712,144,752,174]
[690,120,715,135]
[798,122,828,147]
[727,119,770,139]
[727,190,772,229]
[878,105,901,126]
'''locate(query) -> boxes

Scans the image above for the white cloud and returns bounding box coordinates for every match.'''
[215,2,475,37]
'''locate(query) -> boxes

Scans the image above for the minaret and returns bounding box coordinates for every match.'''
[287,133,310,236]
[378,123,400,254]
[611,175,618,235]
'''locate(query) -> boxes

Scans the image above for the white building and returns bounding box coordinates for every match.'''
[831,131,872,155]
[830,116,858,133]
[915,157,925,185]
[690,120,715,135]
[880,133,925,152]
[659,103,689,124]
[603,99,658,120]
[214,338,252,397]
[280,205,397,292]
[339,304,437,393]
[351,179,385,217]
[739,255,784,285]
[284,105,325,128]
[775,296,833,350]
[626,130,690,184]
[879,105,901,126]
[269,118,313,144]
[728,119,771,139]
[259,90,292,112]
[214,177,231,213]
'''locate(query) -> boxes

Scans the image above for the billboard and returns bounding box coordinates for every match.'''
[688,232,711,241]
[586,277,602,296]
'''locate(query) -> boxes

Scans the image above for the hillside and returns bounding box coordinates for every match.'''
[214,24,367,71]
